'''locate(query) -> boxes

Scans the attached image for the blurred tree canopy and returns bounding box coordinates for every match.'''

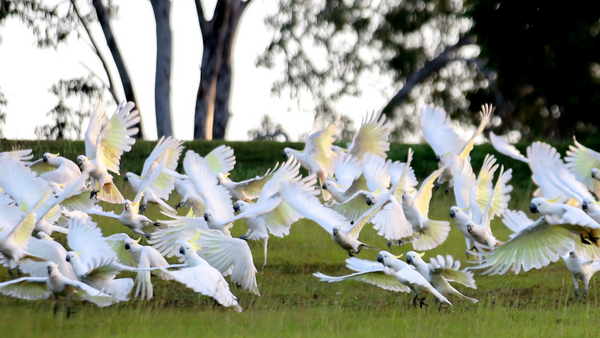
[260,0,600,141]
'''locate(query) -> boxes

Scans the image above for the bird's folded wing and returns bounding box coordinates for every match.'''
[205,145,236,175]
[184,151,234,221]
[393,268,429,287]
[470,218,572,275]
[347,110,392,160]
[565,138,600,196]
[371,195,413,241]
[28,158,58,175]
[94,101,140,174]
[331,152,362,188]
[428,255,476,289]
[281,181,347,234]
[489,132,529,164]
[105,233,137,267]
[361,152,391,192]
[560,206,600,229]
[149,216,209,258]
[0,277,50,300]
[313,271,410,292]
[452,156,476,211]
[192,229,260,296]
[458,104,493,160]
[420,104,465,156]
[61,190,95,212]
[65,279,118,306]
[414,167,445,217]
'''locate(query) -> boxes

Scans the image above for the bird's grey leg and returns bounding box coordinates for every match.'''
[139,204,147,214]
[347,250,354,257]
[66,295,72,319]
[175,201,184,210]
[419,297,428,308]
[387,241,392,250]
[573,276,580,299]
[433,183,440,192]
[398,239,403,246]
[17,265,22,276]
[7,267,13,278]
[583,276,590,297]
[435,298,439,306]
[355,248,362,255]
[52,295,58,316]
[445,187,450,196]
[412,294,419,308]
[438,301,444,311]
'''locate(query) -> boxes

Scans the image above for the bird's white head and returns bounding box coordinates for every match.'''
[233,201,249,213]
[282,148,296,160]
[377,250,407,270]
[530,197,558,214]
[405,251,426,266]
[124,237,142,251]
[332,225,341,237]
[592,168,599,179]
[124,200,133,212]
[77,155,89,171]
[203,210,213,222]
[435,152,452,166]
[582,199,599,213]
[124,172,139,183]
[46,262,60,277]
[42,153,60,165]
[179,241,196,258]
[36,232,53,241]
[365,191,380,206]
[65,251,83,266]
[568,251,578,259]
[449,206,471,222]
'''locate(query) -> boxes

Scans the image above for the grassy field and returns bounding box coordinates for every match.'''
[0,140,599,337]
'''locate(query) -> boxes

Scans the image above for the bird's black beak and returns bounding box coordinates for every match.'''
[125,204,129,211]
[234,204,240,212]
[530,203,538,214]
[377,254,384,264]
[47,266,52,275]
[406,256,413,264]
[322,183,327,190]
[583,202,589,210]
[450,209,455,218]
[125,243,130,250]
[42,156,48,162]
[124,176,129,182]
[593,171,597,179]
[204,215,209,221]
[65,255,70,262]
[282,151,288,159]
[435,155,441,162]
[179,246,185,255]
[366,198,373,206]
[333,228,338,236]
[467,225,472,233]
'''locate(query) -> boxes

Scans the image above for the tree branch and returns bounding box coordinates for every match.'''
[194,0,210,33]
[252,128,289,141]
[382,35,477,115]
[71,0,119,104]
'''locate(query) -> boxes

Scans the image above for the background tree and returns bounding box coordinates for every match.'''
[247,114,289,141]
[0,90,6,138]
[193,0,251,140]
[149,0,173,137]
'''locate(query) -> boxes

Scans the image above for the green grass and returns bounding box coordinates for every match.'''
[0,140,599,337]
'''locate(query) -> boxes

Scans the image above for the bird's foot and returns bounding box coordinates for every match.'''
[144,233,151,240]
[445,187,450,196]
[412,294,419,309]
[438,302,444,312]
[435,298,439,306]
[387,241,392,250]
[419,297,428,309]
[66,306,71,319]
[466,251,469,259]
[239,235,249,241]
[574,289,579,300]
[236,284,241,289]
[398,240,404,246]
[17,268,23,276]
[7,268,13,278]
[89,190,98,199]
[348,251,354,257]
[153,222,162,227]
[53,303,59,316]
[175,202,184,210]
[433,184,440,193]
[139,204,147,214]
[419,229,425,236]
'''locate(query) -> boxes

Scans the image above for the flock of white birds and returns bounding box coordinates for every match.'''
[1,101,600,317]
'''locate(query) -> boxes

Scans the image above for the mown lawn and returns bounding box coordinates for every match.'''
[0,140,598,337]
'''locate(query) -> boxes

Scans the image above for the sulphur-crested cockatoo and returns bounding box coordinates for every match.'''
[331,110,392,160]
[561,251,600,299]
[421,104,492,192]
[565,137,600,196]
[405,251,477,307]
[217,164,280,203]
[19,232,77,280]
[77,101,140,203]
[124,136,184,213]
[84,154,170,239]
[167,241,242,312]
[283,116,338,199]
[28,153,83,187]
[0,262,118,317]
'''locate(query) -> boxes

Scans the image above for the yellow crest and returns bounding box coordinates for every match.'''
[51,153,60,157]
[135,237,142,243]
[75,248,85,256]
[392,253,404,259]
[461,207,471,212]
[547,196,561,204]
[417,252,425,257]
[188,230,202,251]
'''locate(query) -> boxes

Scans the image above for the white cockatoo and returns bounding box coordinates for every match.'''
[450,156,513,254]
[489,132,530,164]
[84,154,171,239]
[19,232,77,280]
[470,205,600,276]
[561,251,600,299]
[124,136,184,213]
[0,262,118,318]
[167,241,243,312]
[28,153,83,187]
[105,233,175,300]
[0,192,50,276]
[227,158,316,266]
[565,138,600,196]
[77,101,140,203]
[217,165,280,203]
[405,251,478,306]
[421,104,493,192]
[331,110,392,160]
[151,227,260,296]
[283,117,338,199]
[400,167,451,250]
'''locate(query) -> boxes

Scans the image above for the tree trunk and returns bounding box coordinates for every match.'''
[92,0,144,139]
[150,0,173,138]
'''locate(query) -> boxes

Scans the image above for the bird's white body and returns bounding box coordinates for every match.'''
[562,252,600,298]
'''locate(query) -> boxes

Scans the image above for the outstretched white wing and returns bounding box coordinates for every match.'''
[205,145,236,175]
[169,265,241,311]
[361,152,391,192]
[331,153,362,188]
[489,132,529,164]
[346,111,392,160]
[428,255,476,289]
[65,279,119,306]
[565,138,600,196]
[414,167,445,217]
[66,217,115,270]
[0,277,51,300]
[1,149,33,163]
[501,209,534,235]
[452,156,476,211]
[457,104,493,160]
[149,216,209,258]
[305,119,338,175]
[190,229,260,296]
[20,238,77,280]
[140,136,185,201]
[420,105,465,156]
[527,142,569,203]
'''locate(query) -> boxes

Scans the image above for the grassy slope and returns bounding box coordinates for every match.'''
[0,140,599,337]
